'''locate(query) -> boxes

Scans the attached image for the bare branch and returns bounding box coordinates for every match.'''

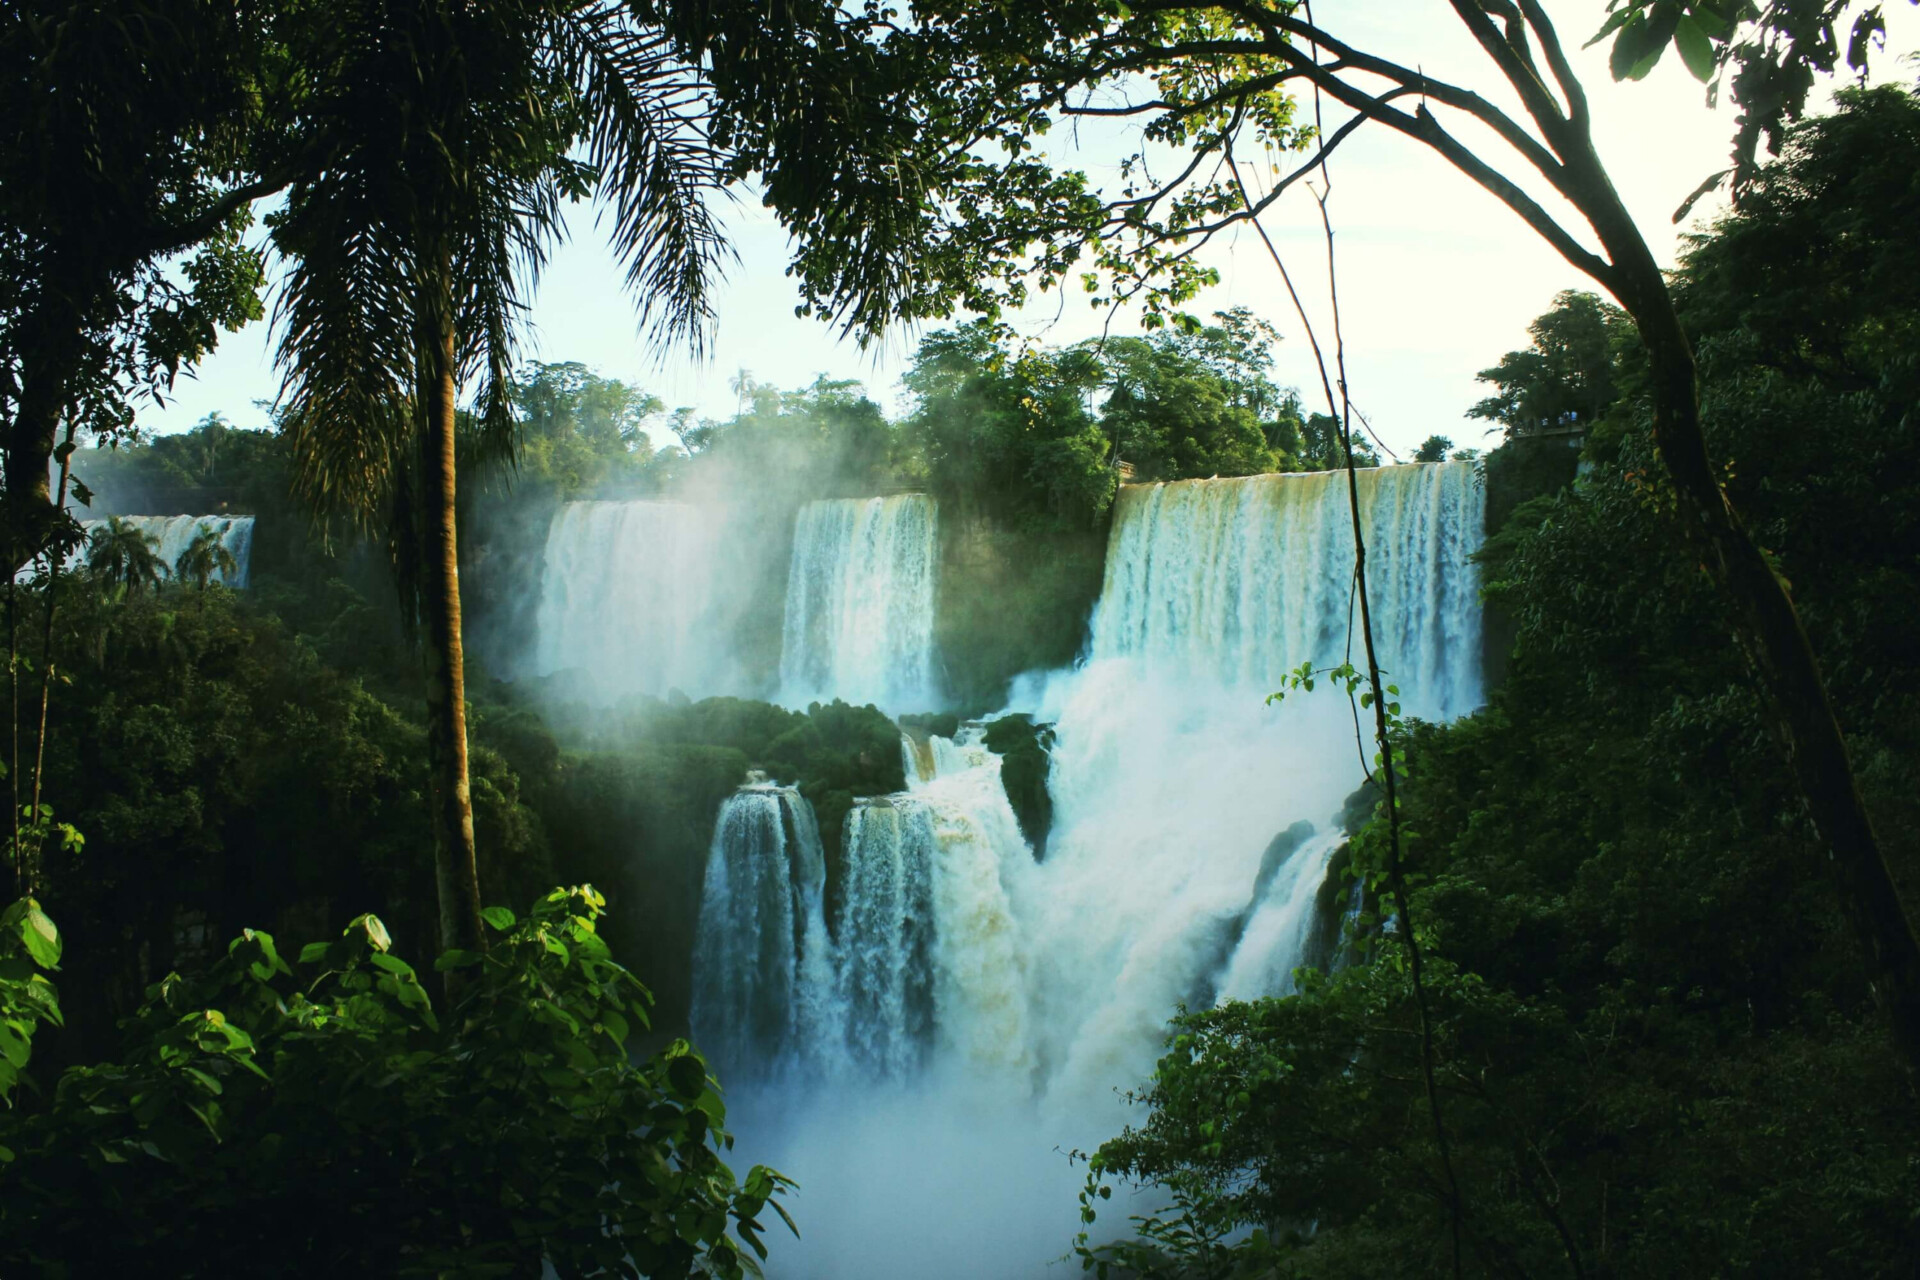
[1516,0,1592,133]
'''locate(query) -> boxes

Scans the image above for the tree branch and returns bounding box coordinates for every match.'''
[140,171,295,261]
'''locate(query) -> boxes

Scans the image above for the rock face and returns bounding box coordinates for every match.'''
[934,499,1108,714]
[983,714,1056,859]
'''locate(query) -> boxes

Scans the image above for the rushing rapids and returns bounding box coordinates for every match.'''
[778,494,938,712]
[691,462,1486,1278]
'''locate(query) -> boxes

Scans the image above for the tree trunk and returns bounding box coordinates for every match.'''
[1567,154,1920,1076]
[418,263,486,962]
[3,304,79,574]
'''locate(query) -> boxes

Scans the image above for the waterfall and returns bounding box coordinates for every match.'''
[689,781,833,1078]
[1091,461,1484,719]
[708,726,1036,1085]
[1028,461,1483,1101]
[42,515,256,587]
[778,495,938,711]
[691,462,1485,1279]
[830,797,937,1077]
[529,500,744,700]
[915,728,1036,1083]
[1212,828,1350,1002]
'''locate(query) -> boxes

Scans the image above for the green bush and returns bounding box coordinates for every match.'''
[0,887,791,1278]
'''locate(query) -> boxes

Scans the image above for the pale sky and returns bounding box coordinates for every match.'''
[142,2,1918,461]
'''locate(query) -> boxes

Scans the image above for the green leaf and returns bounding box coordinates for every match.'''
[1584,5,1635,49]
[1673,15,1716,81]
[20,904,61,968]
[0,1023,30,1068]
[481,906,516,932]
[667,1053,708,1099]
[368,952,416,979]
[356,915,392,953]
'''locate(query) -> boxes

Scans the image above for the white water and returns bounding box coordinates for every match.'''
[778,495,938,712]
[22,514,257,586]
[693,463,1485,1277]
[1090,463,1483,721]
[529,500,751,701]
[832,796,938,1078]
[689,781,834,1078]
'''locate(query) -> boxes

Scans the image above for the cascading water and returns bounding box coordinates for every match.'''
[829,797,937,1077]
[778,495,938,711]
[1090,462,1483,720]
[34,515,256,586]
[689,780,833,1078]
[697,462,1485,1278]
[529,500,745,700]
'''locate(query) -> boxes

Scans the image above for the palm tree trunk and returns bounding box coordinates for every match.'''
[419,261,486,960]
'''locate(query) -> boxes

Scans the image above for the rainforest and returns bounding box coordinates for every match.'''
[2,3,1918,1278]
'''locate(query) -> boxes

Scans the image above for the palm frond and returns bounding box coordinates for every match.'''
[556,6,732,355]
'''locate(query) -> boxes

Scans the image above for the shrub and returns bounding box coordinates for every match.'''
[0,887,791,1278]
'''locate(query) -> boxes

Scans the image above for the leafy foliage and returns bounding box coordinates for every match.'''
[0,887,792,1277]
[22,575,552,1056]
[1,0,283,564]
[83,517,165,595]
[1589,0,1917,196]
[1076,86,1920,1278]
[905,321,1115,533]
[1469,290,1631,438]
[170,522,240,588]
[0,898,63,1114]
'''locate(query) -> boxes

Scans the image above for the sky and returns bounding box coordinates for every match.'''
[141,2,1919,461]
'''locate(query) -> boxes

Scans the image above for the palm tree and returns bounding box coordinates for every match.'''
[172,523,238,589]
[269,1,727,956]
[85,517,164,594]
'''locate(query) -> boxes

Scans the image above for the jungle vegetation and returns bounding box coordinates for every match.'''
[1075,84,1920,1280]
[1,0,1916,1274]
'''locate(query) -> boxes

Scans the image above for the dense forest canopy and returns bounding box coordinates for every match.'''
[1,0,1917,1275]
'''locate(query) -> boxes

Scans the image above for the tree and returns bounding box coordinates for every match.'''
[268,0,997,958]
[0,0,290,571]
[1099,335,1279,481]
[1074,86,1920,1276]
[172,523,239,589]
[1673,84,1920,401]
[867,0,1920,1079]
[1414,434,1454,463]
[904,322,1113,531]
[1469,290,1628,437]
[84,517,164,595]
[194,412,232,485]
[267,0,732,959]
